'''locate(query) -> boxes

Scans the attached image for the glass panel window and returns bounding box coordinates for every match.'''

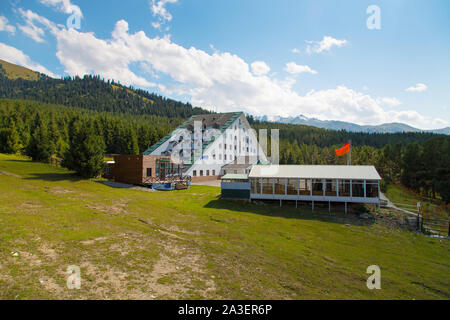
[312,179,324,196]
[251,178,259,194]
[352,180,364,197]
[325,180,337,196]
[146,168,152,177]
[287,179,298,195]
[262,178,274,194]
[274,179,286,195]
[299,179,311,195]
[338,180,350,197]
[193,170,197,177]
[366,181,379,198]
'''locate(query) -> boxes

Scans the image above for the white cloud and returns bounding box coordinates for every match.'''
[39,0,83,17]
[0,16,16,35]
[18,8,61,43]
[376,97,402,107]
[306,36,347,54]
[150,0,177,30]
[405,83,428,92]
[284,62,317,75]
[250,61,270,76]
[291,48,300,54]
[0,42,58,78]
[22,12,441,130]
[432,118,448,128]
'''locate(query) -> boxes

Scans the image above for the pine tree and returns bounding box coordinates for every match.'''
[62,121,105,178]
[26,122,52,162]
[5,121,21,154]
[126,127,139,155]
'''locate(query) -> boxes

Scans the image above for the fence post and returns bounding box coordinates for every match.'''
[416,202,421,232]
[448,221,450,237]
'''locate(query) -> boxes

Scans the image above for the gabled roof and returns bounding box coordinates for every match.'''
[142,112,244,165]
[249,165,382,180]
[142,115,196,155]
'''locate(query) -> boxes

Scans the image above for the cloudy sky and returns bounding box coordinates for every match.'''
[0,0,449,129]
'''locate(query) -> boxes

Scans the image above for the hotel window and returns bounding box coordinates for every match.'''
[338,180,350,197]
[105,167,111,175]
[224,155,227,160]
[212,170,216,176]
[224,143,227,150]
[325,180,337,196]
[299,179,311,195]
[312,179,324,196]
[213,154,216,160]
[206,170,210,176]
[366,180,379,198]
[287,179,298,195]
[352,180,364,197]
[219,154,222,160]
[156,163,160,178]
[219,143,222,149]
[200,170,204,176]
[193,170,197,177]
[146,168,152,177]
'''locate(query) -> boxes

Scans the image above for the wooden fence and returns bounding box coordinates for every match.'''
[419,216,450,237]
[385,202,449,237]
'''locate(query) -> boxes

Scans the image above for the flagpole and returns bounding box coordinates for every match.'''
[347,140,352,165]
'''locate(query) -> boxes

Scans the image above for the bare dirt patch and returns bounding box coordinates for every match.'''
[48,187,74,195]
[0,170,21,178]
[86,202,128,216]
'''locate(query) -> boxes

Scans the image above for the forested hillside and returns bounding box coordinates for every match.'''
[0,64,207,118]
[0,99,180,157]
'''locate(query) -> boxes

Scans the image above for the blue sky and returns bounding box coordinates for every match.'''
[0,0,449,129]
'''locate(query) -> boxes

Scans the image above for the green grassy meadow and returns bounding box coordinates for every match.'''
[0,154,448,299]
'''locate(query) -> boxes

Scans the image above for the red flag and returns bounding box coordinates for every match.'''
[335,142,351,156]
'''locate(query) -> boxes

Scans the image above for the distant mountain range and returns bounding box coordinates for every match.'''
[256,115,450,135]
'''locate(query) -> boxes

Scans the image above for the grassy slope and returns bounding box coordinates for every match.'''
[385,184,449,220]
[0,59,39,81]
[0,153,448,300]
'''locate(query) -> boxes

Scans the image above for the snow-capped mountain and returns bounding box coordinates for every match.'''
[255,115,450,135]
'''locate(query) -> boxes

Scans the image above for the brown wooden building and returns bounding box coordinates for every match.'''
[104,155,185,185]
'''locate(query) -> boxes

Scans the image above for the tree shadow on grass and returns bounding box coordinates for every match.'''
[5,159,30,163]
[93,180,135,189]
[204,198,375,227]
[24,172,84,182]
